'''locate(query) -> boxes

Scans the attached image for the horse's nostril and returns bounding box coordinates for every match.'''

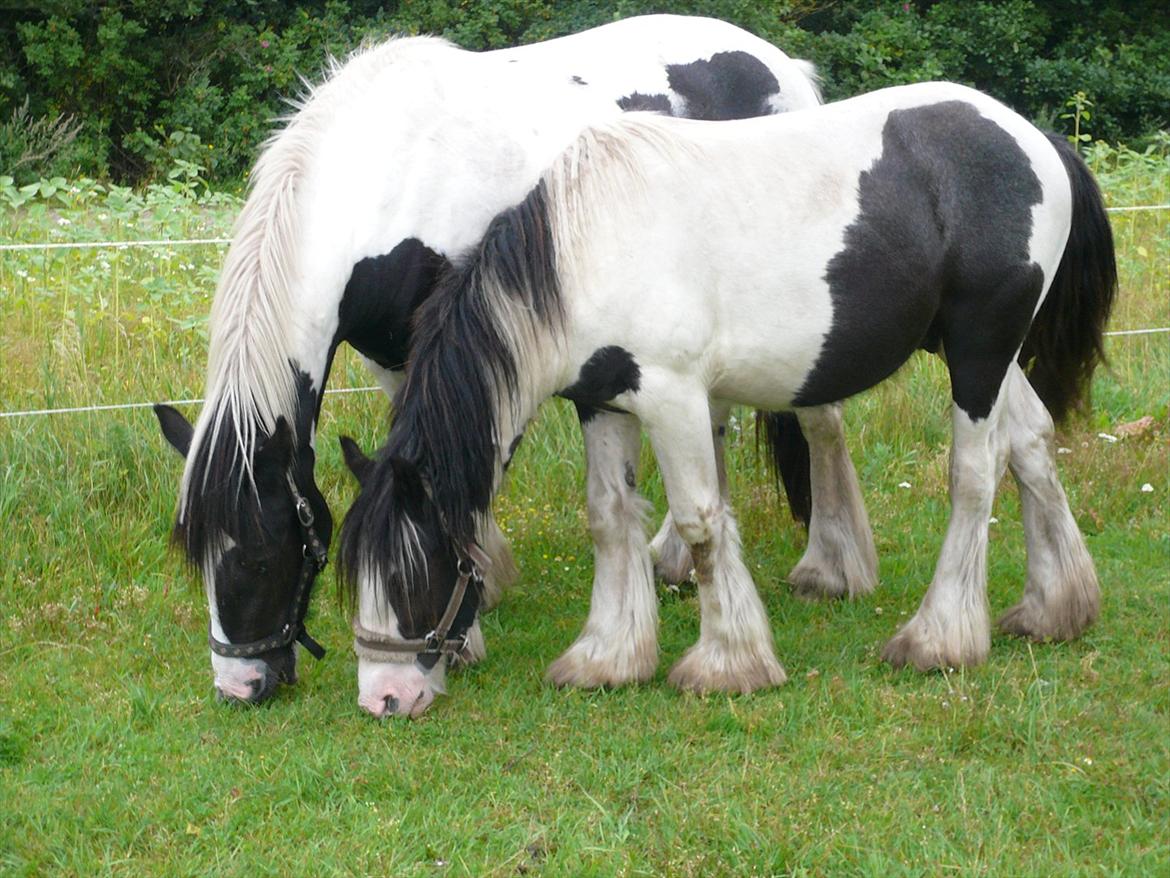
[383,696,399,716]
[247,677,264,698]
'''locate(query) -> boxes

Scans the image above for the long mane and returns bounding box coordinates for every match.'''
[338,181,562,605]
[177,35,457,564]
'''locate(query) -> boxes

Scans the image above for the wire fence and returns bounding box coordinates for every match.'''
[0,202,1166,253]
[2,205,1166,420]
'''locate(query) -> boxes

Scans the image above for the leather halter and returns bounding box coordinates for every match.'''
[351,557,482,666]
[207,472,328,661]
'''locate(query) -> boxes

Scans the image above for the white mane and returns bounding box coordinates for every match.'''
[182,35,459,501]
[543,113,704,267]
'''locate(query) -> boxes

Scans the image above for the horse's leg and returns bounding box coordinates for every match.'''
[787,403,878,600]
[649,406,731,583]
[641,384,785,693]
[997,364,1099,639]
[882,393,1011,671]
[360,355,517,609]
[546,409,659,687]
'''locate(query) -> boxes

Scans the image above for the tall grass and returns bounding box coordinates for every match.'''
[1,146,1167,875]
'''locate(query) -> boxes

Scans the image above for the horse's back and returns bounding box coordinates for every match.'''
[555,82,1071,410]
[491,15,821,113]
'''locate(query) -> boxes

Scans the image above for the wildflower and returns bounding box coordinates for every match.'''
[898,481,911,489]
[260,39,270,48]
[1141,483,1154,493]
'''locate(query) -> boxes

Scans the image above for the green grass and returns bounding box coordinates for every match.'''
[1,161,1167,876]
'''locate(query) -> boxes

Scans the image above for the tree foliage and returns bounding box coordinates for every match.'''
[0,1,1165,185]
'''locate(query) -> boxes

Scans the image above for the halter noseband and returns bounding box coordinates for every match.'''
[351,556,483,667]
[207,472,328,662]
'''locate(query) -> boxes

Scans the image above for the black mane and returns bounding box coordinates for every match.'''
[338,180,561,606]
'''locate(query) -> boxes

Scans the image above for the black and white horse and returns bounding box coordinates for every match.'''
[340,81,1116,717]
[153,17,856,704]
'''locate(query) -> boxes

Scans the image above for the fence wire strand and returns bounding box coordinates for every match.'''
[1,204,1166,419]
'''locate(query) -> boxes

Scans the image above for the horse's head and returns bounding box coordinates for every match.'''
[155,404,332,704]
[338,435,484,719]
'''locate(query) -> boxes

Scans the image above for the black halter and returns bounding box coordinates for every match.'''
[351,556,483,668]
[208,472,328,661]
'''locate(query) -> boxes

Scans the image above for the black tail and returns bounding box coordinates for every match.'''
[755,410,812,527]
[1020,135,1118,422]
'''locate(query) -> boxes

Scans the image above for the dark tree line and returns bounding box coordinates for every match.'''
[1,1,1166,185]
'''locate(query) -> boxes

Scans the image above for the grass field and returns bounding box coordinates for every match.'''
[1,155,1167,876]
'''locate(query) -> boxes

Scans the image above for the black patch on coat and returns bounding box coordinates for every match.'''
[571,75,587,86]
[336,238,449,370]
[794,101,1045,421]
[617,92,672,114]
[559,346,641,409]
[665,51,781,121]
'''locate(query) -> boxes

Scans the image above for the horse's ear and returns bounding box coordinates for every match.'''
[258,417,294,469]
[153,404,193,458]
[388,455,426,506]
[339,436,374,487]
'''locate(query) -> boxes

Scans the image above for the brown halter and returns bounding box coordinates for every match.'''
[351,556,482,666]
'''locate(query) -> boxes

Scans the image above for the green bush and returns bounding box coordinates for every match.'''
[0,1,1165,186]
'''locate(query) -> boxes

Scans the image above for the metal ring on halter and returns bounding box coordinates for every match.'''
[207,471,328,661]
[351,554,482,664]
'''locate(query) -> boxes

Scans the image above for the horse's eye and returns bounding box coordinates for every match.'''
[257,562,269,575]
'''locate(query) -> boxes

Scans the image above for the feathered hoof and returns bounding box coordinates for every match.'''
[881,617,989,672]
[787,551,876,601]
[667,641,786,694]
[788,561,852,601]
[651,530,693,585]
[545,634,657,689]
[997,591,1098,643]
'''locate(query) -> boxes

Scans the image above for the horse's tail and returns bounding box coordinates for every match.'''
[755,411,812,527]
[1019,134,1117,423]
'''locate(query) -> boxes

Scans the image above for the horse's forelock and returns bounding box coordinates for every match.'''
[338,451,435,615]
[176,401,264,570]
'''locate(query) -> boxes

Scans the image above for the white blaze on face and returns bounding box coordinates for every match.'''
[203,537,270,700]
[354,566,447,718]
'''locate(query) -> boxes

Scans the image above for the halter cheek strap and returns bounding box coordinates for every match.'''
[207,473,328,661]
[351,558,481,665]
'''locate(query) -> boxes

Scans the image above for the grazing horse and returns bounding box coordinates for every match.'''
[152,16,854,705]
[339,81,1115,717]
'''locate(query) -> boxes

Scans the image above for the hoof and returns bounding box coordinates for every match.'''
[997,590,1098,642]
[651,536,693,585]
[787,548,877,601]
[881,616,989,672]
[546,633,657,689]
[788,561,851,601]
[650,514,693,584]
[667,641,786,694]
